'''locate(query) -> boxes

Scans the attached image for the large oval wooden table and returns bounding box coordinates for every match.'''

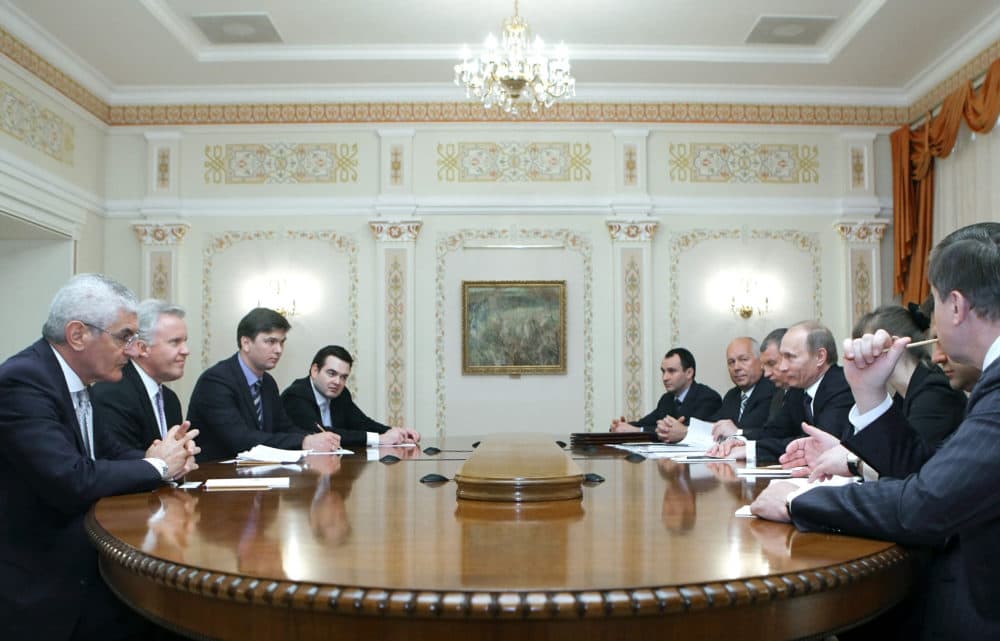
[87,436,914,641]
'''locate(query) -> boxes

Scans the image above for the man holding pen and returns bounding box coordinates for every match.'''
[282,345,420,447]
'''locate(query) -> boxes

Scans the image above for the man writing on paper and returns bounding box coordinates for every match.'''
[283,345,420,447]
[187,307,340,461]
[91,299,189,458]
[0,274,199,641]
[610,347,722,442]
[751,223,1000,640]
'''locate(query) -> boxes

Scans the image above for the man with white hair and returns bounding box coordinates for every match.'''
[0,274,199,641]
[92,299,191,458]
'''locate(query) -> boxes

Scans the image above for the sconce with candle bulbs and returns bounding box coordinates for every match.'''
[257,279,297,318]
[730,279,769,320]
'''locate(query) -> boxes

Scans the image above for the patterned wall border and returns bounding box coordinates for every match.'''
[384,249,406,426]
[203,143,359,184]
[201,230,359,370]
[850,248,874,324]
[669,229,822,346]
[436,142,592,182]
[668,143,819,184]
[434,228,594,433]
[0,26,108,122]
[622,249,643,419]
[3,21,998,128]
[0,80,75,164]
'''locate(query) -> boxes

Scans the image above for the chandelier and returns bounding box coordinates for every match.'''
[454,0,575,115]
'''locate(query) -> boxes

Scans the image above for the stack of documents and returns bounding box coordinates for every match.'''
[236,444,308,464]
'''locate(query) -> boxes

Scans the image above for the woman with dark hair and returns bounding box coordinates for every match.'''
[852,304,966,449]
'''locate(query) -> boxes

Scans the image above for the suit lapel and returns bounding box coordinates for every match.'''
[124,361,161,442]
[35,339,88,455]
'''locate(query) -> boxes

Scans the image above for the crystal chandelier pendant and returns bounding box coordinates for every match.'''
[454,0,575,115]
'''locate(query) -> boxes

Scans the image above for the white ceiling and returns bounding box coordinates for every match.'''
[2,0,1000,107]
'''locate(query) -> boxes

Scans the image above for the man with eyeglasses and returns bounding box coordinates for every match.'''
[91,299,190,458]
[0,273,200,641]
[187,307,341,462]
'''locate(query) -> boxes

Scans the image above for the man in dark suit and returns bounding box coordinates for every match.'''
[752,223,1000,640]
[710,336,776,439]
[282,345,420,448]
[610,347,722,442]
[0,274,199,641]
[187,307,341,462]
[708,321,854,463]
[758,328,789,422]
[91,299,188,459]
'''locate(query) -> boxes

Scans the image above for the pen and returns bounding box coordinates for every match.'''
[906,338,938,349]
[315,422,327,433]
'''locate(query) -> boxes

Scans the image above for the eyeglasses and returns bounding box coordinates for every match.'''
[83,322,139,348]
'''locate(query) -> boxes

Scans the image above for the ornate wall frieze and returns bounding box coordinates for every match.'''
[669,143,819,184]
[835,221,889,243]
[0,80,74,164]
[385,251,406,426]
[607,220,658,242]
[436,142,591,182]
[133,222,190,246]
[369,220,422,242]
[203,143,358,184]
[622,251,643,419]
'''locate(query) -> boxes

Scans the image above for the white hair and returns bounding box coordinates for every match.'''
[42,273,138,343]
[136,299,186,344]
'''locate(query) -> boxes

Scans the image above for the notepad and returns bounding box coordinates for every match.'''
[204,477,290,491]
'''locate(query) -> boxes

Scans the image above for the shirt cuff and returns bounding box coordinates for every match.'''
[366,432,380,447]
[144,457,169,480]
[849,394,894,434]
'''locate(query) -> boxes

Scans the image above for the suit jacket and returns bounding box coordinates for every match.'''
[630,381,723,430]
[714,377,776,432]
[0,339,162,641]
[893,363,967,451]
[91,360,183,460]
[281,376,390,447]
[790,358,1000,640]
[753,365,854,462]
[187,354,308,462]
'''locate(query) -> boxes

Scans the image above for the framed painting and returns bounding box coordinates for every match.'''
[462,280,567,375]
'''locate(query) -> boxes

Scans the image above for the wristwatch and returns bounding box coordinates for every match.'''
[846,452,862,477]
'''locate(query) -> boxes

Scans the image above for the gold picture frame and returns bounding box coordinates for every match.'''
[462,280,567,375]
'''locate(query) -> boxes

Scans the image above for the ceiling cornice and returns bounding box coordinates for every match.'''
[0,0,997,129]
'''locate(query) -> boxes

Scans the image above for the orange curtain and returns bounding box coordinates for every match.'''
[891,57,1000,303]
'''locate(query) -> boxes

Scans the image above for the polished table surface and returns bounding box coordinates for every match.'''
[87,436,914,641]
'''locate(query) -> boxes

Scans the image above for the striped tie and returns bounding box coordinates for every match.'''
[74,388,94,459]
[738,390,749,422]
[155,386,168,439]
[251,380,263,429]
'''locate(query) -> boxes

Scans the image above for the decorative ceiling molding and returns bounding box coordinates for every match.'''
[0,13,998,129]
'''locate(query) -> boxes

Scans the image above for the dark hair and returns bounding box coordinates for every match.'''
[853,305,926,341]
[760,328,787,352]
[790,320,839,364]
[311,345,354,370]
[236,307,291,347]
[664,347,696,375]
[929,223,1000,322]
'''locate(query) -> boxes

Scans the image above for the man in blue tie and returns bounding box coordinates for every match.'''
[187,307,341,461]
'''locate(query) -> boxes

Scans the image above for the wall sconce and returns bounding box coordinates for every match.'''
[730,279,769,320]
[257,279,297,317]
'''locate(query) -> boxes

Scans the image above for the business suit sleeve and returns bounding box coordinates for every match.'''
[0,359,161,517]
[791,392,1000,546]
[187,367,307,461]
[629,394,671,429]
[338,389,390,433]
[842,404,936,478]
[282,385,321,431]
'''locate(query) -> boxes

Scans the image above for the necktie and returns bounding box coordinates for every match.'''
[738,390,749,422]
[251,380,263,429]
[74,388,94,460]
[155,386,168,439]
[803,392,814,424]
